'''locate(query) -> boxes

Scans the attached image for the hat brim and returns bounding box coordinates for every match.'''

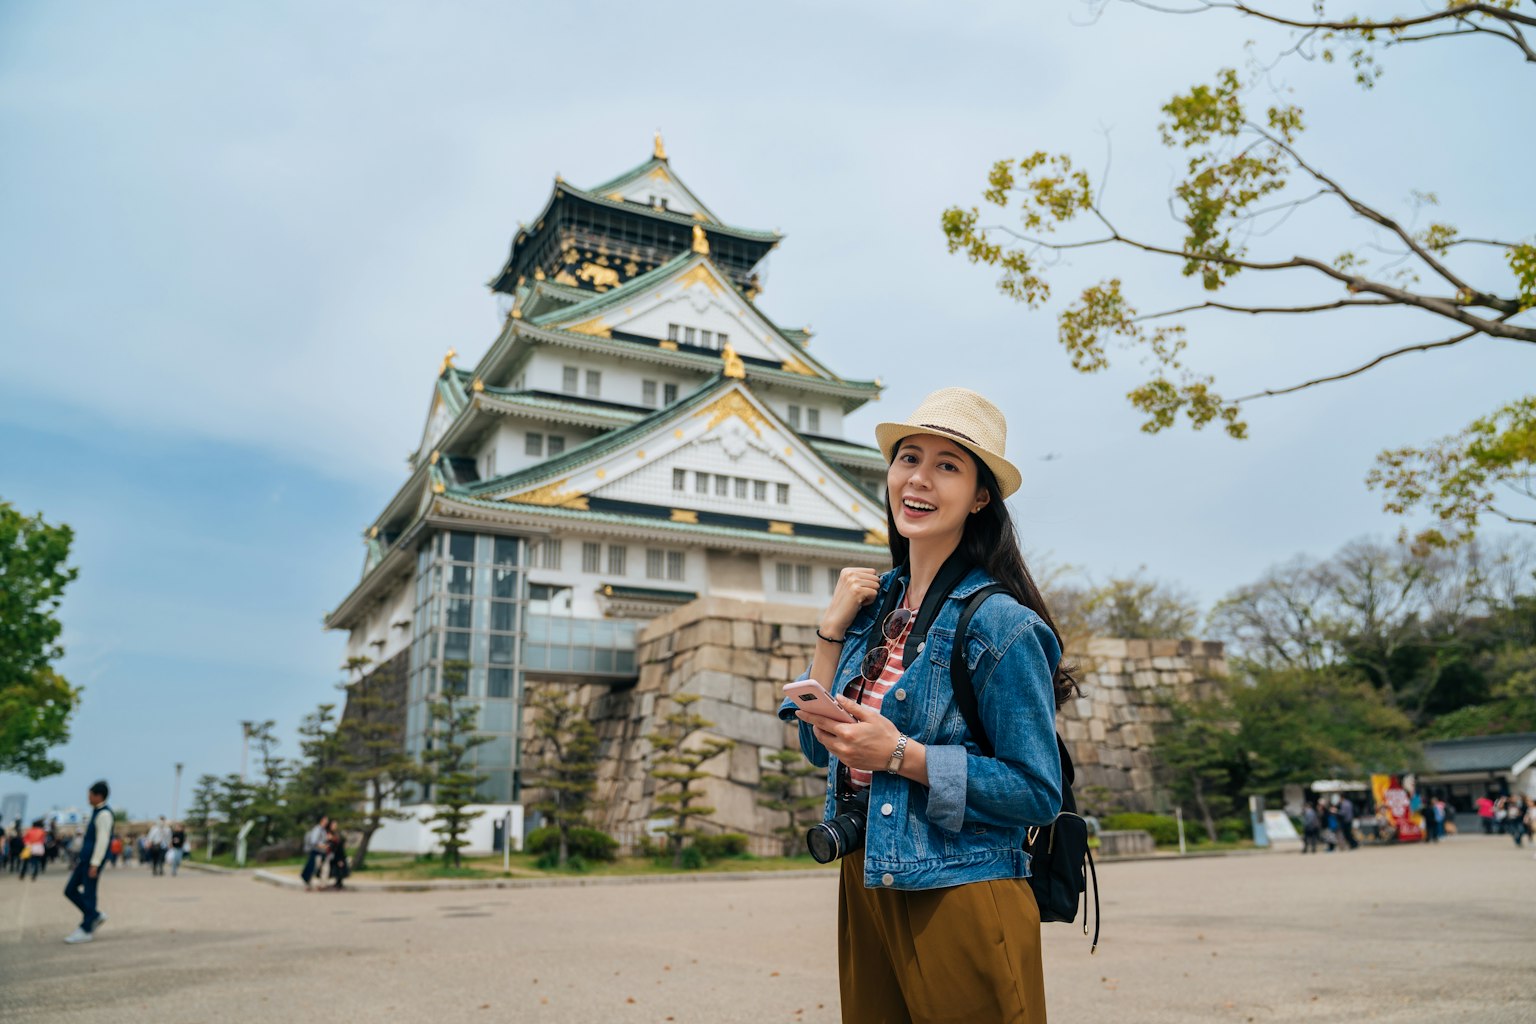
[874,422,1022,499]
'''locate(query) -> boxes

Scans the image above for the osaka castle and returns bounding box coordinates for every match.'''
[325,136,890,806]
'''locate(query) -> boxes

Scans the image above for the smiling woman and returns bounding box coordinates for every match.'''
[779,387,1077,1024]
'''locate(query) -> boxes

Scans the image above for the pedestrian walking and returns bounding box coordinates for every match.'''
[1476,794,1496,834]
[780,388,1070,1023]
[1302,802,1321,854]
[169,824,186,875]
[301,815,329,890]
[325,823,349,890]
[20,821,47,881]
[1509,795,1529,847]
[62,781,114,944]
[1338,796,1359,850]
[146,817,171,876]
[1427,798,1447,843]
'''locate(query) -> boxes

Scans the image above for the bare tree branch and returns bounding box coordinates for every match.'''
[1235,329,1481,402]
[1134,298,1394,321]
[1121,1,1536,37]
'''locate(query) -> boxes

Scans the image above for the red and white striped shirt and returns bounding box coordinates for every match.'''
[847,605,914,790]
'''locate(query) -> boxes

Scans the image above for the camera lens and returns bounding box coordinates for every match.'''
[805,808,866,864]
[806,823,840,864]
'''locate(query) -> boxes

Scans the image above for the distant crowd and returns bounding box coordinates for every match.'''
[3,815,188,878]
[1298,792,1534,853]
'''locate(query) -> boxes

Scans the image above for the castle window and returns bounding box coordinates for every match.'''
[700,330,714,349]
[562,366,578,393]
[646,549,664,580]
[695,472,710,495]
[642,380,658,406]
[684,327,696,345]
[715,475,729,497]
[754,480,767,502]
[663,383,678,404]
[716,332,728,347]
[666,551,684,581]
[548,435,566,456]
[776,483,790,505]
[526,432,544,456]
[787,405,802,429]
[673,468,686,492]
[581,542,601,573]
[585,369,602,398]
[775,563,812,594]
[667,323,680,342]
[734,478,747,500]
[608,544,627,575]
[807,408,821,433]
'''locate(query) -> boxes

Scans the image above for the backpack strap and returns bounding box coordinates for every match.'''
[951,585,1076,807]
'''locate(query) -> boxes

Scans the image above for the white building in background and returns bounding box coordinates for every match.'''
[325,136,890,811]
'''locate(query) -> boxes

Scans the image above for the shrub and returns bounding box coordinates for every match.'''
[1216,816,1248,843]
[677,845,707,870]
[693,833,750,860]
[1102,813,1181,846]
[526,826,618,862]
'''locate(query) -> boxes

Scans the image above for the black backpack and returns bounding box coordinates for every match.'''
[951,584,1100,953]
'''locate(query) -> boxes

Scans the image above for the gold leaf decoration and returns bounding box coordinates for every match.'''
[566,317,611,338]
[768,521,794,536]
[670,509,699,524]
[780,356,816,376]
[697,391,765,436]
[678,263,722,294]
[505,479,588,510]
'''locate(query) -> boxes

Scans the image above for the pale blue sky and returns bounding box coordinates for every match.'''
[2,2,1530,816]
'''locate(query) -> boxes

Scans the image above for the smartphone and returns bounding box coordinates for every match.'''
[782,680,857,723]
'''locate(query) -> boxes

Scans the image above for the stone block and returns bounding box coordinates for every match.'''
[1088,718,1106,742]
[1063,719,1089,743]
[1151,639,1179,658]
[688,670,744,703]
[769,656,791,681]
[732,620,758,649]
[732,649,771,680]
[1151,656,1177,671]
[1132,671,1159,688]
[754,681,779,714]
[1074,698,1095,720]
[1085,638,1128,659]
[1125,640,1152,659]
[729,743,762,786]
[691,696,784,749]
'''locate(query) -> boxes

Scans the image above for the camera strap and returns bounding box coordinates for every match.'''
[899,550,976,666]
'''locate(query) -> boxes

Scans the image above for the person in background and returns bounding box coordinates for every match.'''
[1338,795,1359,851]
[301,815,329,891]
[325,822,349,890]
[63,780,114,944]
[146,817,171,876]
[21,820,48,881]
[1476,793,1496,834]
[1508,795,1529,847]
[1301,802,1321,854]
[169,823,186,876]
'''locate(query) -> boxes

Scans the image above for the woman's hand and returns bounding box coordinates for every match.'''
[799,697,901,773]
[820,566,881,640]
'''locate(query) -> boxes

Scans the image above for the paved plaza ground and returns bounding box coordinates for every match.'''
[2,832,1532,1023]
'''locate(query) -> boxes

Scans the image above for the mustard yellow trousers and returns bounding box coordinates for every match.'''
[838,851,1047,1024]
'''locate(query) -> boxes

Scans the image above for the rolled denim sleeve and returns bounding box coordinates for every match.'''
[924,612,1063,833]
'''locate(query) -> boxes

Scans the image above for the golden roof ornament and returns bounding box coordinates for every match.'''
[439,348,457,375]
[721,341,746,379]
[692,224,710,255]
[471,378,485,392]
[654,131,667,161]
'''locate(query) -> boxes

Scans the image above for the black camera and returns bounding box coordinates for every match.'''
[806,804,867,864]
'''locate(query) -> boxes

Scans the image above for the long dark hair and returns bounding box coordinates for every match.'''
[885,450,1080,707]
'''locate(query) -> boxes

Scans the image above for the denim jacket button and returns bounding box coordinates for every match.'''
[894,688,907,701]
[880,872,894,886]
[881,803,893,816]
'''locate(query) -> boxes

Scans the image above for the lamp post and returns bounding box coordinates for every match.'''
[172,762,184,821]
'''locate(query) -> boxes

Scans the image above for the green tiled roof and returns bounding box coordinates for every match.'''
[463,378,726,499]
[561,182,781,243]
[586,156,723,225]
[529,251,695,328]
[476,389,645,427]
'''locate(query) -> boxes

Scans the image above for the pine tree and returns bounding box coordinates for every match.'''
[336,655,425,871]
[185,773,221,859]
[422,685,490,869]
[757,748,823,857]
[526,685,600,868]
[288,702,360,834]
[647,693,734,868]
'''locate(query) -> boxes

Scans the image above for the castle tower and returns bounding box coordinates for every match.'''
[326,139,889,804]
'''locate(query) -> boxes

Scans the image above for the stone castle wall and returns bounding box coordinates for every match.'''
[520,601,1228,846]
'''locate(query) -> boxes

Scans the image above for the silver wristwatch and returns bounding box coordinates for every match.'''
[885,735,909,774]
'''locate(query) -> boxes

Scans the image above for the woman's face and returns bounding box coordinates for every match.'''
[887,433,990,547]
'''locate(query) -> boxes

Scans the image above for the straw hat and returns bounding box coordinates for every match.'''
[874,387,1022,499]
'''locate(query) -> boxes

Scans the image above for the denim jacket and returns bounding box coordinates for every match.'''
[778,566,1063,891]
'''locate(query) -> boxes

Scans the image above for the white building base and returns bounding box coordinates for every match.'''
[367,804,525,855]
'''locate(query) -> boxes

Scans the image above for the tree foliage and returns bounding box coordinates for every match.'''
[336,655,425,871]
[756,748,823,857]
[0,501,81,779]
[945,2,1533,544]
[1052,568,1202,643]
[525,685,601,868]
[421,687,490,869]
[647,693,734,868]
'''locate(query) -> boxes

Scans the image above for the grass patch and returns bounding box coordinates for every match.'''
[334,851,837,882]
